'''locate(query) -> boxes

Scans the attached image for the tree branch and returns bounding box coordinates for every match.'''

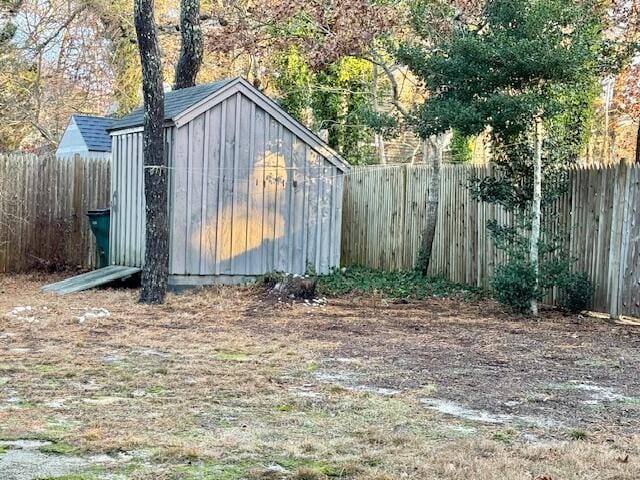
[29,120,56,145]
[359,52,409,118]
[32,5,86,53]
[157,14,215,34]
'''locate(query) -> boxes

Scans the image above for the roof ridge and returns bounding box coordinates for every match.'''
[73,114,113,119]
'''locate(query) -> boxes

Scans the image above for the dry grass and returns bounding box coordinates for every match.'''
[0,273,639,479]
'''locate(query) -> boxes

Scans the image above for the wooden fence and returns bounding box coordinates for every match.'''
[0,154,111,272]
[1,155,638,318]
[342,164,640,318]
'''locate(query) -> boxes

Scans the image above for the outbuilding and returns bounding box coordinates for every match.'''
[107,77,349,287]
[56,114,112,159]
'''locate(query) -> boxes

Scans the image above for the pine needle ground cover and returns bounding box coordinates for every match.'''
[1,274,639,479]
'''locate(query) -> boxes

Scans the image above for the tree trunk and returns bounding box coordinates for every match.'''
[636,121,640,165]
[173,0,203,90]
[416,134,442,275]
[602,77,615,164]
[529,118,543,316]
[134,0,169,304]
[371,64,386,164]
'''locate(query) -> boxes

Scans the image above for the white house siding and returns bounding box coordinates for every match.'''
[56,117,112,160]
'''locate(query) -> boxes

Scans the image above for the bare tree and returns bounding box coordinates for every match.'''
[134,0,168,304]
[1,0,114,150]
[173,0,203,89]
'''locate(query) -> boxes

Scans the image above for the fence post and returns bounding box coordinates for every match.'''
[607,163,629,319]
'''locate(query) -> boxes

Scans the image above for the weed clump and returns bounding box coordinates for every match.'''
[315,266,483,300]
[569,428,588,440]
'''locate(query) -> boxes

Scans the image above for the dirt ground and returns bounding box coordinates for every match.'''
[1,273,640,479]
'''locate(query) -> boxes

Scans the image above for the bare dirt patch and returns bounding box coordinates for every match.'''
[1,273,639,479]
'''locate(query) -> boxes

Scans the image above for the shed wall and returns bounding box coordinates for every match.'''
[110,128,174,267]
[56,118,88,157]
[170,92,343,276]
[56,117,112,159]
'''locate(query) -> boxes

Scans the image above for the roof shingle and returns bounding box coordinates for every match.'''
[73,115,113,152]
[108,79,234,131]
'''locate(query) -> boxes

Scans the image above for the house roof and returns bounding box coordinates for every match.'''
[73,115,113,152]
[108,79,234,131]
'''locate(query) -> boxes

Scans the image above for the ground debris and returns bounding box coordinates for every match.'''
[266,273,317,300]
[76,307,110,323]
[6,306,37,322]
[1,274,640,479]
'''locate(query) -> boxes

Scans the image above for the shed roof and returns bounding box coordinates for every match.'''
[109,77,349,171]
[108,79,234,131]
[72,115,113,152]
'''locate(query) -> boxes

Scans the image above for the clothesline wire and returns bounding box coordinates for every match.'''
[140,163,411,182]
[135,163,499,187]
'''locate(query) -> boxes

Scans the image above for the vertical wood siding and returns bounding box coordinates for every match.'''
[110,128,174,268]
[167,92,343,276]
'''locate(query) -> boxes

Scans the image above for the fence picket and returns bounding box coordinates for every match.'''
[343,163,640,318]
[0,154,111,272]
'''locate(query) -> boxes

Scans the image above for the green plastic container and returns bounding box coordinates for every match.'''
[87,208,110,268]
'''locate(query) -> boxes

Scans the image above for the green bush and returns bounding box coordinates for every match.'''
[492,256,593,314]
[315,266,483,300]
[557,271,593,313]
[449,129,473,163]
[540,258,593,313]
[490,259,539,313]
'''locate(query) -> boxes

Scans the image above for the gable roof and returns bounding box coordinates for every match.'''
[108,79,234,131]
[109,77,349,171]
[72,115,113,152]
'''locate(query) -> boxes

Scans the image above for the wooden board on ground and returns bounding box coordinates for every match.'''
[41,265,141,295]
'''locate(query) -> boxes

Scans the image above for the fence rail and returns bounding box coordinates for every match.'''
[0,154,111,273]
[342,163,640,318]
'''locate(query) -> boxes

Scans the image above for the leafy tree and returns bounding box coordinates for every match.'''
[271,47,313,123]
[208,0,403,164]
[208,0,399,71]
[400,0,603,312]
[0,8,36,151]
[90,0,141,114]
[272,50,398,164]
[311,57,380,164]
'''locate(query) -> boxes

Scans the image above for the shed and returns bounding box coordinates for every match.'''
[107,77,349,287]
[56,114,112,159]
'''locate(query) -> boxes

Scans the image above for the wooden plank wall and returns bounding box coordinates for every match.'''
[0,154,110,273]
[342,163,640,318]
[109,128,173,268]
[170,92,343,277]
